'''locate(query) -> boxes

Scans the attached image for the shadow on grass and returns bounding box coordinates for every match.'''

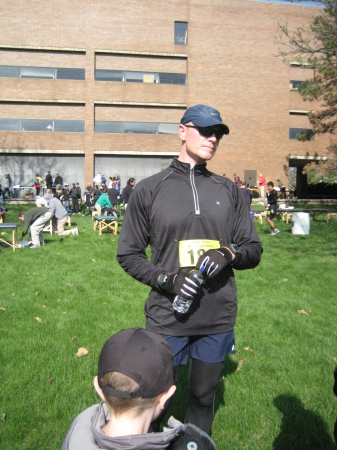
[273,394,335,450]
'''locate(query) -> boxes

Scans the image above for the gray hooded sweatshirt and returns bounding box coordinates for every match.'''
[61,402,216,450]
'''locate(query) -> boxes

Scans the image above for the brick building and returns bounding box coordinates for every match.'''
[0,0,329,196]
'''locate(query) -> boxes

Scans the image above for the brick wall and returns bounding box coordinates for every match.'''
[0,0,329,187]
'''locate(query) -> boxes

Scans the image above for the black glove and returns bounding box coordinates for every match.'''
[159,269,203,300]
[196,247,234,279]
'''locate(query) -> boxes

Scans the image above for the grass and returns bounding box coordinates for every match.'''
[0,203,336,449]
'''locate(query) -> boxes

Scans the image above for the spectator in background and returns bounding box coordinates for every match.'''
[122,178,136,210]
[44,189,78,236]
[114,173,121,193]
[258,173,266,199]
[70,183,80,214]
[93,173,102,186]
[265,181,279,236]
[87,183,94,196]
[76,182,82,209]
[277,179,286,199]
[93,184,101,203]
[18,206,53,248]
[60,183,71,212]
[34,173,43,196]
[233,173,241,186]
[82,186,93,216]
[54,172,63,188]
[95,187,114,216]
[3,174,11,199]
[108,183,119,208]
[239,181,253,210]
[45,171,53,189]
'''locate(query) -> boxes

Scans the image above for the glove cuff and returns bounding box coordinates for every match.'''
[224,244,243,266]
[218,247,235,264]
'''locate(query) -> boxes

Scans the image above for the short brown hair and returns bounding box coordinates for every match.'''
[101,371,157,417]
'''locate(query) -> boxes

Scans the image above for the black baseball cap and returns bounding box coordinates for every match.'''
[98,328,174,399]
[181,104,229,135]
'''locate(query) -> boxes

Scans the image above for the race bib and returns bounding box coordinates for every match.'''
[179,239,220,268]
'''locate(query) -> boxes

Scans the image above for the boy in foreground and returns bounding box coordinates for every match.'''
[61,327,216,450]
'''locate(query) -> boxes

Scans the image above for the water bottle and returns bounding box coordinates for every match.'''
[172,266,205,314]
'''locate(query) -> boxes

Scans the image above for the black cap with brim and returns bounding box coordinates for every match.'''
[98,328,174,399]
[181,104,229,135]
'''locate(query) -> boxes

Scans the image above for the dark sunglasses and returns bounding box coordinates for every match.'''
[184,124,224,140]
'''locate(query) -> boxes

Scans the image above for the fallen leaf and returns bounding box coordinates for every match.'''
[67,283,73,287]
[283,278,288,282]
[237,359,246,372]
[0,307,6,311]
[71,336,77,341]
[92,259,96,262]
[244,347,250,351]
[1,413,6,422]
[35,291,39,296]
[35,317,42,323]
[298,309,311,317]
[42,305,47,310]
[77,347,89,357]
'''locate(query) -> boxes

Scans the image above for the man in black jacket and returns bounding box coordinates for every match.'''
[117,104,263,436]
[122,177,136,210]
[265,181,279,235]
[70,183,80,214]
[45,171,53,189]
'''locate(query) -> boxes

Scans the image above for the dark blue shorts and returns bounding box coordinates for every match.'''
[161,331,235,367]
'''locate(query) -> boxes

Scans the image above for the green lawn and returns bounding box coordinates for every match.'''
[1,204,336,449]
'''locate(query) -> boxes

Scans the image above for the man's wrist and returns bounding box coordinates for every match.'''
[158,272,169,289]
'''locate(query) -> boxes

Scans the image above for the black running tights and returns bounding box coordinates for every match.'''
[185,359,224,435]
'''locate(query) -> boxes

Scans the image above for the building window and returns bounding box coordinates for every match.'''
[289,110,309,116]
[95,121,179,135]
[95,69,186,85]
[174,22,188,45]
[0,118,84,132]
[289,128,314,140]
[0,65,85,80]
[290,80,303,90]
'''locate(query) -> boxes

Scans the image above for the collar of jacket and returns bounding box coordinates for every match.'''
[170,158,209,177]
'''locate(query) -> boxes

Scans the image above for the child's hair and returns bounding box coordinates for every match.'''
[18,211,24,219]
[101,371,157,417]
[267,181,274,187]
